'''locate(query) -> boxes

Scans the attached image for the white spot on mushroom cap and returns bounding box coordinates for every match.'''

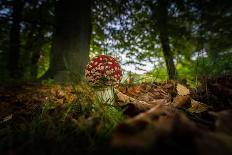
[106,70,111,75]
[100,66,104,70]
[85,70,90,74]
[85,55,123,86]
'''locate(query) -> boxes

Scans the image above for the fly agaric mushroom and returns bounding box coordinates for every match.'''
[85,55,122,105]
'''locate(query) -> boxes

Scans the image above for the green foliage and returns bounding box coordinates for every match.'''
[93,104,124,139]
[194,52,232,77]
[37,42,51,78]
[0,0,53,81]
[144,67,168,82]
[0,0,231,83]
[176,51,232,86]
[90,0,232,79]
[125,50,232,87]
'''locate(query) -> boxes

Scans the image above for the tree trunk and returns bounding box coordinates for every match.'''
[159,32,177,80]
[8,0,24,79]
[47,0,92,82]
[156,0,177,80]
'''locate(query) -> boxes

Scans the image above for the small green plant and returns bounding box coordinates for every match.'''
[0,81,124,155]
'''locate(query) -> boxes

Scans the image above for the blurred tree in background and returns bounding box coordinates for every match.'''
[91,0,232,82]
[43,0,92,82]
[0,0,54,80]
[0,0,231,83]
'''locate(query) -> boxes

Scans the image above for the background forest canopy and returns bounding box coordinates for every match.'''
[0,0,231,84]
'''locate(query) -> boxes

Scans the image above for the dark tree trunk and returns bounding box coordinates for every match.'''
[8,0,24,79]
[46,0,92,82]
[156,0,177,79]
[159,32,177,80]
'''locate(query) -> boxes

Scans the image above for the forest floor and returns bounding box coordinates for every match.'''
[0,75,232,155]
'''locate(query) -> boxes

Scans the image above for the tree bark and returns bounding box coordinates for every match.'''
[159,31,177,80]
[8,0,24,79]
[47,0,92,82]
[156,0,177,80]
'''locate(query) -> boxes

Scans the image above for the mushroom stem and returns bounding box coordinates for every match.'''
[94,86,115,105]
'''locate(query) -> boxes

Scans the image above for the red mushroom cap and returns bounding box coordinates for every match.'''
[85,55,122,87]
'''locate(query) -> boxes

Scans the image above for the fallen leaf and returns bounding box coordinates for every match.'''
[176,83,190,96]
[127,85,143,96]
[116,91,136,103]
[172,95,191,108]
[188,99,209,113]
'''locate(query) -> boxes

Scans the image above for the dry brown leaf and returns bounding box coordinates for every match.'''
[116,91,136,104]
[112,120,156,148]
[132,100,154,111]
[150,99,170,105]
[176,83,190,96]
[172,95,191,108]
[116,90,154,112]
[127,85,143,96]
[112,105,190,149]
[188,99,209,113]
[139,92,154,102]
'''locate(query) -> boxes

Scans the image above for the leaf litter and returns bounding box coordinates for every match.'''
[0,75,231,154]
